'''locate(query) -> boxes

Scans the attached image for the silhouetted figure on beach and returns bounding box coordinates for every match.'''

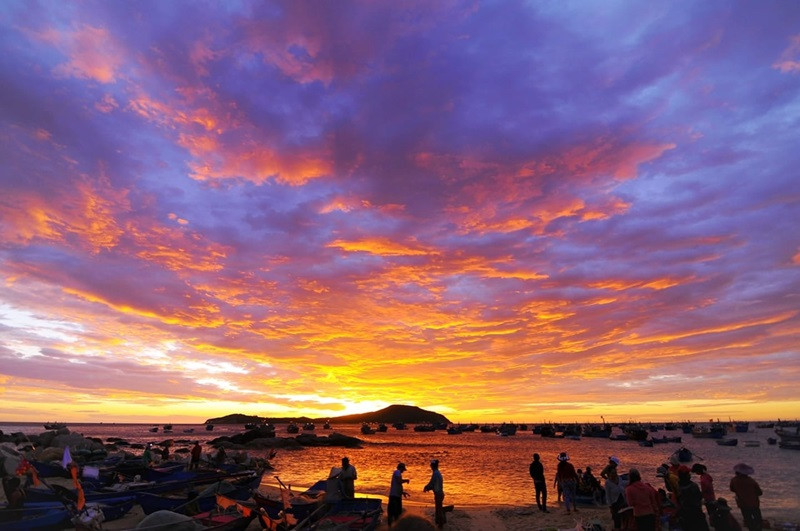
[730,463,762,531]
[605,463,626,530]
[423,459,446,528]
[555,452,579,514]
[529,453,549,512]
[625,468,660,531]
[340,457,357,498]
[388,462,410,527]
[189,441,202,470]
[692,463,716,516]
[677,465,710,530]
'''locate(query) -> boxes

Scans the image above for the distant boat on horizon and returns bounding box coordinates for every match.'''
[43,422,66,430]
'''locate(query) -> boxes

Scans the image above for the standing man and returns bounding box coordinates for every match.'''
[423,459,446,529]
[730,463,762,531]
[340,457,358,498]
[388,462,410,527]
[529,453,549,512]
[189,441,202,470]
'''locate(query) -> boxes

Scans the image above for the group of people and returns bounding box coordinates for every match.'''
[327,456,448,529]
[529,452,764,531]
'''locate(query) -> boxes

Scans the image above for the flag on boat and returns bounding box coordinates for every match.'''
[62,446,72,469]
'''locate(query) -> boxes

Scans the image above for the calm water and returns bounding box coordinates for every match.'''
[3,422,798,522]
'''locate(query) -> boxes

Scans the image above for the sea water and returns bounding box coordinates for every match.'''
[3,422,798,522]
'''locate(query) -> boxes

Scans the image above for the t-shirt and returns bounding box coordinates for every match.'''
[530,461,545,482]
[389,469,405,497]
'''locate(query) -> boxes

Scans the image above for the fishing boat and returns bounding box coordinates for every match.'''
[323,420,331,429]
[447,425,463,435]
[672,446,695,462]
[149,425,159,433]
[361,423,376,435]
[307,497,383,530]
[775,426,800,443]
[286,421,300,434]
[392,422,407,430]
[303,422,316,431]
[136,478,259,515]
[163,424,173,433]
[377,423,388,432]
[692,423,727,439]
[0,495,137,530]
[43,422,67,430]
[650,435,682,444]
[716,438,738,446]
[206,423,215,431]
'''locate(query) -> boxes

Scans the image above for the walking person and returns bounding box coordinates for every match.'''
[423,459,446,528]
[388,462,410,528]
[529,453,549,512]
[624,468,660,531]
[555,452,579,514]
[730,463,763,531]
[340,457,358,498]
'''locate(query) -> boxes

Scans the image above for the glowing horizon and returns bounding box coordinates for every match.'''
[1,2,799,424]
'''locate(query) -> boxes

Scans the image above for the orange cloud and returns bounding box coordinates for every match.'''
[35,24,125,83]
[773,35,800,73]
[0,173,128,253]
[328,237,435,257]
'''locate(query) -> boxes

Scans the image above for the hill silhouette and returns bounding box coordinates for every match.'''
[206,404,449,425]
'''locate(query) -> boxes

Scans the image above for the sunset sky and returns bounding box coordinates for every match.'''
[1,2,799,424]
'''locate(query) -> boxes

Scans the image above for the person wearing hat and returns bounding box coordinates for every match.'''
[555,452,579,514]
[529,453,549,512]
[423,459,446,528]
[601,456,620,479]
[730,463,762,531]
[388,462,410,528]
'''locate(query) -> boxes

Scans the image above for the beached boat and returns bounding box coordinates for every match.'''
[0,495,137,530]
[307,497,383,530]
[136,478,258,515]
[193,508,257,531]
